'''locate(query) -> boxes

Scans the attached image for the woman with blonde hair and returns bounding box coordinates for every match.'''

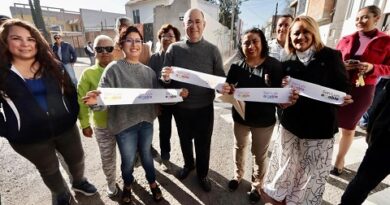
[262,16,352,205]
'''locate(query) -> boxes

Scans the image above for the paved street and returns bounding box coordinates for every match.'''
[0,58,389,205]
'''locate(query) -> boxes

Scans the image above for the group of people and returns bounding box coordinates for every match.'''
[0,5,389,205]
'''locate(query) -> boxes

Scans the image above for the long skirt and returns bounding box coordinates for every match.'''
[263,126,334,205]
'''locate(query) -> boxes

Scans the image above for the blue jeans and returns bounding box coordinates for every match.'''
[63,63,77,86]
[115,121,156,186]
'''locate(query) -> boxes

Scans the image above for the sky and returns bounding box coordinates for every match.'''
[0,0,288,29]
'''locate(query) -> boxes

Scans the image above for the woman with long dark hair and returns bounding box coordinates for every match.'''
[0,19,96,205]
[225,27,285,203]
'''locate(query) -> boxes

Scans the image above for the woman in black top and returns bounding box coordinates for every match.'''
[225,28,286,203]
[262,16,352,205]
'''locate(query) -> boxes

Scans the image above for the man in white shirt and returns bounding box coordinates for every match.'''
[268,14,293,61]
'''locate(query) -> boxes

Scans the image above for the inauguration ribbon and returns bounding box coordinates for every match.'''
[97,88,183,106]
[170,66,226,90]
[287,77,346,105]
[233,88,291,103]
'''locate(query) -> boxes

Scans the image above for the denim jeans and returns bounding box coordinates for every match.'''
[115,121,156,186]
[63,63,77,86]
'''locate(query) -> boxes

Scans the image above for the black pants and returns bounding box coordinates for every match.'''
[158,105,175,161]
[10,125,85,196]
[340,135,390,205]
[361,78,389,125]
[173,104,214,178]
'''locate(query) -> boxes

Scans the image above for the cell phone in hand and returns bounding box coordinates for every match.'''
[346,59,360,64]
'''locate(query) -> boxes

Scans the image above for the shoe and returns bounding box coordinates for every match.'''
[228,179,240,191]
[178,166,194,180]
[107,184,119,198]
[56,192,71,205]
[359,123,367,130]
[330,167,343,176]
[121,185,132,204]
[160,160,171,172]
[150,185,163,202]
[198,177,212,192]
[248,189,261,204]
[72,180,97,196]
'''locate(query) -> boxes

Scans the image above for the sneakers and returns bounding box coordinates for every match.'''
[248,189,261,204]
[71,180,97,196]
[122,185,132,204]
[198,177,212,192]
[56,192,71,205]
[150,185,163,202]
[160,160,171,172]
[228,179,240,191]
[107,184,119,198]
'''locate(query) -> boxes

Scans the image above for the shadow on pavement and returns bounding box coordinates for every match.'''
[327,162,390,196]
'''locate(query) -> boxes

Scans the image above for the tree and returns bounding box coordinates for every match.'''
[29,0,52,44]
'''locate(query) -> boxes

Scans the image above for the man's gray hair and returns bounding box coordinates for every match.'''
[93,35,114,48]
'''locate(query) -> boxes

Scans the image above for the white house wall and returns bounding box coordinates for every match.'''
[80,9,125,31]
[154,0,231,60]
[319,24,330,44]
[125,0,172,24]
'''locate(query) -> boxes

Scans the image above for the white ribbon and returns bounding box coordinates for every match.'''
[234,88,291,103]
[288,77,346,105]
[97,88,183,105]
[170,66,226,90]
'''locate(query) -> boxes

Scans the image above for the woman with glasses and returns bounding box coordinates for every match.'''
[148,24,181,172]
[223,27,296,203]
[333,5,390,176]
[82,26,181,204]
[77,35,119,197]
[0,19,96,205]
[112,16,151,65]
[262,16,352,205]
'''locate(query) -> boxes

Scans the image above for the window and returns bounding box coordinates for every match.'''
[373,0,380,5]
[132,9,140,24]
[297,0,307,15]
[346,0,355,19]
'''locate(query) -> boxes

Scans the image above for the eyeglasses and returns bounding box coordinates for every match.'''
[161,35,175,39]
[95,46,114,53]
[54,37,61,40]
[122,39,143,44]
[242,40,260,47]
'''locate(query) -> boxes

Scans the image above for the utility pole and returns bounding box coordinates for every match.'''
[271,2,278,39]
[230,0,236,55]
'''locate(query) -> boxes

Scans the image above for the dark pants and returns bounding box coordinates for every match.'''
[158,105,175,161]
[173,104,214,178]
[340,134,390,205]
[361,78,389,126]
[10,125,85,196]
